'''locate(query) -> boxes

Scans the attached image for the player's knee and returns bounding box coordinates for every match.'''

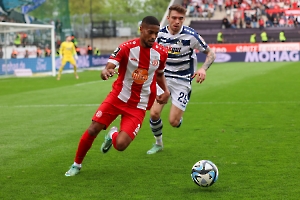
[114,141,129,151]
[169,118,181,128]
[87,122,104,136]
[87,127,99,136]
[113,134,131,151]
[150,110,160,120]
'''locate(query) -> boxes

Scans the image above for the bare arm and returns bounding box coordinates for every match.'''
[101,62,118,80]
[156,72,170,104]
[201,47,216,71]
[192,47,216,83]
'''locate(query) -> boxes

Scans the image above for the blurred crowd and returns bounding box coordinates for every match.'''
[183,0,218,19]
[183,0,300,28]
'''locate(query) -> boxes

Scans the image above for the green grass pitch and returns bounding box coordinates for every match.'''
[0,62,299,200]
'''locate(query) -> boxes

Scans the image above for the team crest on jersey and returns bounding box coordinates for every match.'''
[111,47,121,57]
[151,60,159,66]
[95,111,102,118]
[132,68,148,84]
[177,40,183,46]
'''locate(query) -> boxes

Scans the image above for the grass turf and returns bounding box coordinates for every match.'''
[0,62,299,200]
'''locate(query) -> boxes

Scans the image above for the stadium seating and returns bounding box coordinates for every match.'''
[187,0,300,44]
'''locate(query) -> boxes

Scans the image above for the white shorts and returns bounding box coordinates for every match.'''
[157,78,191,111]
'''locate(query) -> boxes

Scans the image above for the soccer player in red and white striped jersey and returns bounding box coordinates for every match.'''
[65,16,170,176]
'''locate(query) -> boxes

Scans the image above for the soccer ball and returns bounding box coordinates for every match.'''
[191,160,219,187]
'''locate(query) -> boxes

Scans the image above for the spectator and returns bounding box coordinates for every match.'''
[45,47,51,57]
[207,3,215,18]
[272,17,278,27]
[222,17,232,28]
[279,17,285,27]
[87,45,93,55]
[14,33,21,47]
[279,30,286,42]
[11,49,18,58]
[218,0,223,12]
[55,19,62,34]
[245,15,252,28]
[260,31,268,42]
[283,1,290,9]
[71,34,78,47]
[37,47,42,57]
[182,0,189,8]
[217,31,224,43]
[259,18,265,30]
[287,17,294,27]
[93,47,101,56]
[251,14,258,28]
[22,33,27,47]
[24,50,29,58]
[76,47,81,56]
[225,0,232,16]
[266,12,274,27]
[0,46,3,58]
[250,33,256,43]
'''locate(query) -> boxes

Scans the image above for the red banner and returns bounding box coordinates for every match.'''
[265,8,300,15]
[209,43,300,53]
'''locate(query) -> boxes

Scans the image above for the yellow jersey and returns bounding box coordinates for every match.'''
[59,41,76,57]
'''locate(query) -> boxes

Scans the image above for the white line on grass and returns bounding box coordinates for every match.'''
[74,80,105,86]
[0,101,299,108]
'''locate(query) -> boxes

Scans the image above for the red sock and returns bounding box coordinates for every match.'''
[111,132,118,149]
[74,130,96,164]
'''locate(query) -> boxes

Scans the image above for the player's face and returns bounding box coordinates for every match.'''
[66,36,72,42]
[140,24,160,48]
[167,10,185,34]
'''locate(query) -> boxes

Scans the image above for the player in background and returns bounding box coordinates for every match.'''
[57,34,79,80]
[65,16,170,176]
[146,4,216,154]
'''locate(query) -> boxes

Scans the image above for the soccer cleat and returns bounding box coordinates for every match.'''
[75,75,79,79]
[100,126,118,153]
[65,165,81,176]
[147,144,163,154]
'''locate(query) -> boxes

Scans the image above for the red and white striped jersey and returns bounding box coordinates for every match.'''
[107,38,168,110]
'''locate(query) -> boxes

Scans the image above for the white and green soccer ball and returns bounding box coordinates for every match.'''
[191,160,219,187]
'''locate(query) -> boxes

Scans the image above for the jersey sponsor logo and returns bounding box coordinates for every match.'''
[133,124,141,136]
[132,68,148,84]
[166,46,181,54]
[130,57,138,62]
[111,47,121,57]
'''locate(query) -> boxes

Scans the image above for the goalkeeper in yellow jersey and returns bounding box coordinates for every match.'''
[57,35,79,80]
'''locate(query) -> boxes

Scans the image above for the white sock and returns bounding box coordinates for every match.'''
[73,162,82,168]
[155,135,163,146]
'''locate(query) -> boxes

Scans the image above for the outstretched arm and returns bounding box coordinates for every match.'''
[192,47,216,83]
[101,62,118,80]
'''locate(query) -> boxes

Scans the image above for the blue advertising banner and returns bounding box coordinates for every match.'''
[0,55,111,75]
[2,51,298,75]
[197,51,300,63]
[0,57,52,75]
